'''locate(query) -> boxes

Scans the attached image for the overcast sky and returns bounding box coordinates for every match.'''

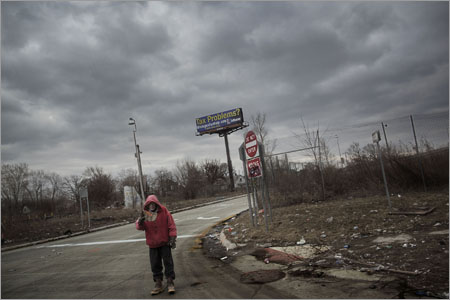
[2,1,449,178]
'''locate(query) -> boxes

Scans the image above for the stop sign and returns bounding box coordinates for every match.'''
[245,131,258,158]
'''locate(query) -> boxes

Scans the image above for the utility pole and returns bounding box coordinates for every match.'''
[335,134,343,167]
[129,118,146,210]
[410,115,427,192]
[381,122,389,153]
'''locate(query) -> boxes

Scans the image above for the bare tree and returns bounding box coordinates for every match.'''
[63,175,85,212]
[296,117,321,165]
[83,166,116,208]
[174,159,203,199]
[250,112,277,155]
[1,163,29,215]
[153,168,175,197]
[45,172,63,212]
[25,170,46,210]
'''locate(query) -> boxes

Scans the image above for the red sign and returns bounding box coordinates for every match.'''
[245,131,258,158]
[247,157,262,178]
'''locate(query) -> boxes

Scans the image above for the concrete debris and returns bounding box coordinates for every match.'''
[372,234,412,244]
[220,229,237,251]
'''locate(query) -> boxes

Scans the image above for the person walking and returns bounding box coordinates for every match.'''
[136,195,177,295]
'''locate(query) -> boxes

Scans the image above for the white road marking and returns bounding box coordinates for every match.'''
[197,216,219,220]
[35,235,198,248]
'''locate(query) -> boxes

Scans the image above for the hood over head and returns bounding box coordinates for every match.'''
[143,195,162,211]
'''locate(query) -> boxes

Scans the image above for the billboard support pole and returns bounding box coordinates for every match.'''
[223,133,235,192]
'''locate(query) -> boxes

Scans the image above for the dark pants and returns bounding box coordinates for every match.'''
[149,245,175,281]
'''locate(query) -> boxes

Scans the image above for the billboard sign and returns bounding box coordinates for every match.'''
[247,157,262,178]
[195,108,243,135]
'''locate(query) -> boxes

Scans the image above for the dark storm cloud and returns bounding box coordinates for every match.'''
[1,1,448,176]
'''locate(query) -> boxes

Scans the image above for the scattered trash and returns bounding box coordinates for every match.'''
[264,258,270,264]
[386,245,393,249]
[297,237,306,245]
[376,246,381,250]
[370,210,378,213]
[375,229,382,233]
[334,254,342,259]
[344,244,350,249]
[353,226,359,230]
[402,243,408,248]
[351,233,360,239]
[415,291,428,296]
[374,265,384,271]
[434,223,442,227]
[320,234,327,238]
[220,256,228,261]
[360,268,368,272]
[397,194,402,198]
[231,232,237,236]
[335,259,343,265]
[315,259,327,265]
[326,217,334,223]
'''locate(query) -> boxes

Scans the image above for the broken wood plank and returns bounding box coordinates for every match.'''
[388,207,435,216]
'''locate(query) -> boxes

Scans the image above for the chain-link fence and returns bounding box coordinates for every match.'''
[264,111,448,206]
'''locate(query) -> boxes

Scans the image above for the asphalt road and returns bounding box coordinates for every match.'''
[1,195,291,299]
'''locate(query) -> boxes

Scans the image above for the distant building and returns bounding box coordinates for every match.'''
[124,186,141,209]
[235,175,246,189]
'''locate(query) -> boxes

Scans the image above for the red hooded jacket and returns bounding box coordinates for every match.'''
[135,195,177,248]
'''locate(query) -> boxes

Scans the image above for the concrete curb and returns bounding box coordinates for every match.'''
[1,221,130,252]
[191,213,243,250]
[1,194,246,253]
[170,194,245,215]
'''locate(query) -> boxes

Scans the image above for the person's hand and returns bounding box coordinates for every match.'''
[138,211,145,226]
[169,236,176,249]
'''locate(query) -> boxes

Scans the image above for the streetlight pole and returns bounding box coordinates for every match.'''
[129,118,146,210]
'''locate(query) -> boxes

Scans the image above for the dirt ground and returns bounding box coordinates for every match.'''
[203,190,449,298]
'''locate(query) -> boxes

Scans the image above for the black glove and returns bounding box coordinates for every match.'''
[138,211,145,226]
[169,236,176,249]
